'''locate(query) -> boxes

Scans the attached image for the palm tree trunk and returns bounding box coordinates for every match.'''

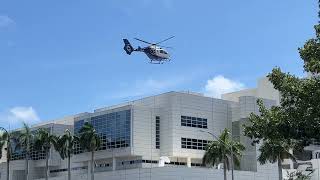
[277,157,283,180]
[6,145,10,180]
[91,151,94,180]
[68,154,71,180]
[223,160,227,180]
[45,150,49,180]
[6,158,9,180]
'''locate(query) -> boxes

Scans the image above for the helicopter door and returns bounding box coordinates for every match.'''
[149,47,156,55]
[158,49,169,59]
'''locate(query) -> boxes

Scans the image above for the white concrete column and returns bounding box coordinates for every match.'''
[113,157,116,171]
[187,157,191,168]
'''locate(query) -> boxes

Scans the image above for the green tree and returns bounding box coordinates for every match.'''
[202,129,245,180]
[55,129,76,180]
[34,128,57,180]
[244,2,320,179]
[243,100,285,144]
[0,127,12,180]
[287,170,313,180]
[244,99,296,180]
[264,1,320,143]
[78,122,101,180]
[258,139,296,180]
[16,122,33,180]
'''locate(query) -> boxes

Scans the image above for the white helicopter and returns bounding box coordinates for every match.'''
[123,36,174,64]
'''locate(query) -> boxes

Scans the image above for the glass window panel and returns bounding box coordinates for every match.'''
[74,110,131,154]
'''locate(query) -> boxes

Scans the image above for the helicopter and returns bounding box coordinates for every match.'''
[123,36,174,64]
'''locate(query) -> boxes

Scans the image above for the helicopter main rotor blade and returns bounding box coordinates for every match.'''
[154,36,175,45]
[134,38,153,45]
[158,45,174,49]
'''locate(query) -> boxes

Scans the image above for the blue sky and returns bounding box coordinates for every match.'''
[0,0,317,128]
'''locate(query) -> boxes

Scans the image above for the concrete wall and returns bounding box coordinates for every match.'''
[131,92,233,161]
[132,105,159,160]
[30,167,278,180]
[256,77,280,105]
[241,97,277,172]
[171,92,231,159]
[222,77,280,105]
[222,89,258,102]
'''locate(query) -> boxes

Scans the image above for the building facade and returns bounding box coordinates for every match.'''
[0,77,282,180]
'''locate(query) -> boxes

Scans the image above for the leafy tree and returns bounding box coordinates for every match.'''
[16,122,33,180]
[34,128,57,180]
[243,99,286,144]
[55,129,76,180]
[0,127,12,180]
[244,100,296,180]
[244,2,320,179]
[78,122,101,180]
[264,0,320,143]
[202,129,245,180]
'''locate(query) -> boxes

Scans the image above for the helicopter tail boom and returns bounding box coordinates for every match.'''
[123,39,134,55]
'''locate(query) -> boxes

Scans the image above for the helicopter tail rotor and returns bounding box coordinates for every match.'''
[123,39,134,55]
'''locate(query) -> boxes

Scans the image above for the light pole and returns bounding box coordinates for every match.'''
[199,130,234,180]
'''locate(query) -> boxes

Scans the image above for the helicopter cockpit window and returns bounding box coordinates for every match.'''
[160,50,167,54]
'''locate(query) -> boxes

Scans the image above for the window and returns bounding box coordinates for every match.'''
[181,116,207,129]
[74,109,131,154]
[11,128,50,161]
[156,116,160,149]
[191,163,205,167]
[181,138,210,150]
[95,163,110,168]
[165,161,186,166]
[142,160,158,164]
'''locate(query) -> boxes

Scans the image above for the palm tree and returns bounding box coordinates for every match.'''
[34,128,57,180]
[257,139,296,180]
[0,127,11,180]
[17,122,33,180]
[202,129,245,180]
[55,129,76,180]
[78,122,101,180]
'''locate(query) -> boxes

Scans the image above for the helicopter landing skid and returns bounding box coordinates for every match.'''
[149,59,170,64]
[149,61,164,64]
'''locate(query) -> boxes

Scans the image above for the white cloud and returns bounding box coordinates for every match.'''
[0,15,15,28]
[204,75,245,98]
[0,106,40,129]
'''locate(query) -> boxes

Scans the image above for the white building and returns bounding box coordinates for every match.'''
[0,77,284,180]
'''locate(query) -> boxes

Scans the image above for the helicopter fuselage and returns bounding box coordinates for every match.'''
[139,45,170,60]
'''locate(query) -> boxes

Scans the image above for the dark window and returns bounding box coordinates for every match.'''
[156,116,160,149]
[11,128,50,161]
[181,137,210,150]
[159,50,167,54]
[181,116,208,129]
[74,110,131,154]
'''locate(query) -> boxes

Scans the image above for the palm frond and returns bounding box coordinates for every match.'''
[55,129,77,160]
[202,128,245,171]
[257,139,295,165]
[78,122,101,152]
